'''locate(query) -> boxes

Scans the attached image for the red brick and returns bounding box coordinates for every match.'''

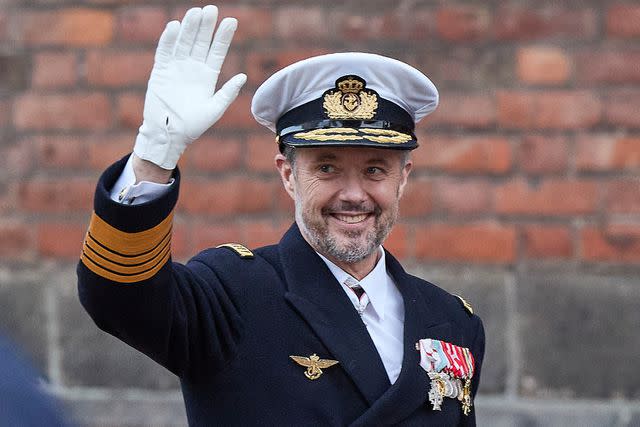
[19,178,95,213]
[14,93,111,131]
[413,135,512,174]
[275,187,295,215]
[607,4,640,37]
[436,6,490,41]
[170,221,190,260]
[520,136,568,174]
[399,177,433,217]
[246,48,331,86]
[0,12,7,41]
[426,93,495,129]
[0,99,9,126]
[225,6,273,44]
[87,50,154,86]
[183,136,243,172]
[497,91,601,129]
[581,225,640,262]
[335,10,434,41]
[605,179,640,213]
[275,7,327,41]
[20,9,114,46]
[383,223,408,259]
[522,224,573,258]
[606,89,640,128]
[495,6,596,40]
[215,93,261,130]
[433,178,492,215]
[576,51,640,83]
[577,135,640,171]
[116,93,144,130]
[0,143,32,177]
[180,178,277,215]
[38,222,86,259]
[246,132,279,172]
[415,222,516,263]
[0,222,33,259]
[32,52,77,89]
[242,220,291,248]
[88,134,135,169]
[117,6,167,43]
[495,179,599,216]
[517,47,570,85]
[192,221,244,254]
[32,135,89,169]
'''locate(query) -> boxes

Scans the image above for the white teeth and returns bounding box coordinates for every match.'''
[335,214,368,224]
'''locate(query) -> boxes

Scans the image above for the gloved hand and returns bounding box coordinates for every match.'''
[134,6,247,170]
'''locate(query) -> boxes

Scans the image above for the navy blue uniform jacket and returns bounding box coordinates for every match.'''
[77,156,485,426]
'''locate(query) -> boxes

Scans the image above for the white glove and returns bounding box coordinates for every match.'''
[134,6,247,170]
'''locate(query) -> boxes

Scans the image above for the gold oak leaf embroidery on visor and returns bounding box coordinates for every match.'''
[292,127,412,144]
[80,211,174,283]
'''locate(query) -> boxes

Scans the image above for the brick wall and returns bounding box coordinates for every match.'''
[1,1,638,426]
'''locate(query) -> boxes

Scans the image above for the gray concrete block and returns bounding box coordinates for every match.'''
[61,394,187,427]
[0,267,49,374]
[55,270,180,390]
[518,273,640,399]
[408,266,508,394]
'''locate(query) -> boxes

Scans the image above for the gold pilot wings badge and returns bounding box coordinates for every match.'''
[290,353,339,380]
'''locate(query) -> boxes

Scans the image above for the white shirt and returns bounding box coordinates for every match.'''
[111,159,406,383]
[317,249,405,384]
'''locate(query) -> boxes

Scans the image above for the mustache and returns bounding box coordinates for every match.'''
[322,202,381,215]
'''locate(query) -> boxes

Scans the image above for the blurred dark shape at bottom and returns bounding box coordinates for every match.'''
[0,335,70,427]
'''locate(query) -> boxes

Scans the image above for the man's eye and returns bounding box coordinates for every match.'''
[366,167,383,175]
[319,165,334,173]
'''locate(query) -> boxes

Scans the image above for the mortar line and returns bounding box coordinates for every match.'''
[504,272,520,398]
[45,281,62,386]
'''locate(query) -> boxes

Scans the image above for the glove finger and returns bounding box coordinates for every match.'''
[174,8,203,59]
[205,17,237,73]
[191,5,218,62]
[207,73,247,121]
[154,20,180,68]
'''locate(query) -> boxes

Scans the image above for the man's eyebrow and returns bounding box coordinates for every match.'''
[366,157,392,166]
[311,153,338,162]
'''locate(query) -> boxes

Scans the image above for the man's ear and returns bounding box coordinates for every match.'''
[397,159,412,199]
[275,153,295,199]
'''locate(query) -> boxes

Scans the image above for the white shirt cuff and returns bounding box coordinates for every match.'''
[109,155,175,205]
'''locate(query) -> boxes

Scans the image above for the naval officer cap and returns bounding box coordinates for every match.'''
[251,52,438,152]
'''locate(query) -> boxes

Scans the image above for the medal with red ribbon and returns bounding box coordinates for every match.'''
[416,339,475,416]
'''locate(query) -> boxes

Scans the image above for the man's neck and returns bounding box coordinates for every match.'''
[322,250,381,281]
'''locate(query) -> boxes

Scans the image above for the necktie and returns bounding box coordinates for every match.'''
[344,277,369,317]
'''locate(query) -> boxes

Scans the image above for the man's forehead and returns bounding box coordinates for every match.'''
[297,146,404,163]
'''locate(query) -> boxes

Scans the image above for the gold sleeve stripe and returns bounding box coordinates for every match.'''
[80,211,174,283]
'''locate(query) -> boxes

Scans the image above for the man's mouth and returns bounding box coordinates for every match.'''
[332,213,370,224]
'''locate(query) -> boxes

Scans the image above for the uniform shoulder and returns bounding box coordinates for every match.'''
[409,274,476,319]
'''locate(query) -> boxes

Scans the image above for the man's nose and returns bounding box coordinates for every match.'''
[338,174,368,204]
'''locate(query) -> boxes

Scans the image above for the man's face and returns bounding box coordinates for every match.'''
[276,146,412,267]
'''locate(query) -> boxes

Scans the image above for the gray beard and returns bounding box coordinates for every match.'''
[295,198,396,264]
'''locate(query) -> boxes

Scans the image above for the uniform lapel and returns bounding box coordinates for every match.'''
[279,224,391,406]
[350,251,454,426]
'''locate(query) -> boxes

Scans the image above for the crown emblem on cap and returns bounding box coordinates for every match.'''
[323,75,378,120]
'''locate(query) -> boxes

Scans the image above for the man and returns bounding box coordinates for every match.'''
[77,5,484,426]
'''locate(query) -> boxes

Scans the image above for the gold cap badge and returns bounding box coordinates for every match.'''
[290,353,339,380]
[323,76,378,120]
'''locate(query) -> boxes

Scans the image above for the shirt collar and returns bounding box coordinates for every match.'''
[316,247,390,320]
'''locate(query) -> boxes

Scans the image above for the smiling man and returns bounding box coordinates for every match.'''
[77,5,485,426]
